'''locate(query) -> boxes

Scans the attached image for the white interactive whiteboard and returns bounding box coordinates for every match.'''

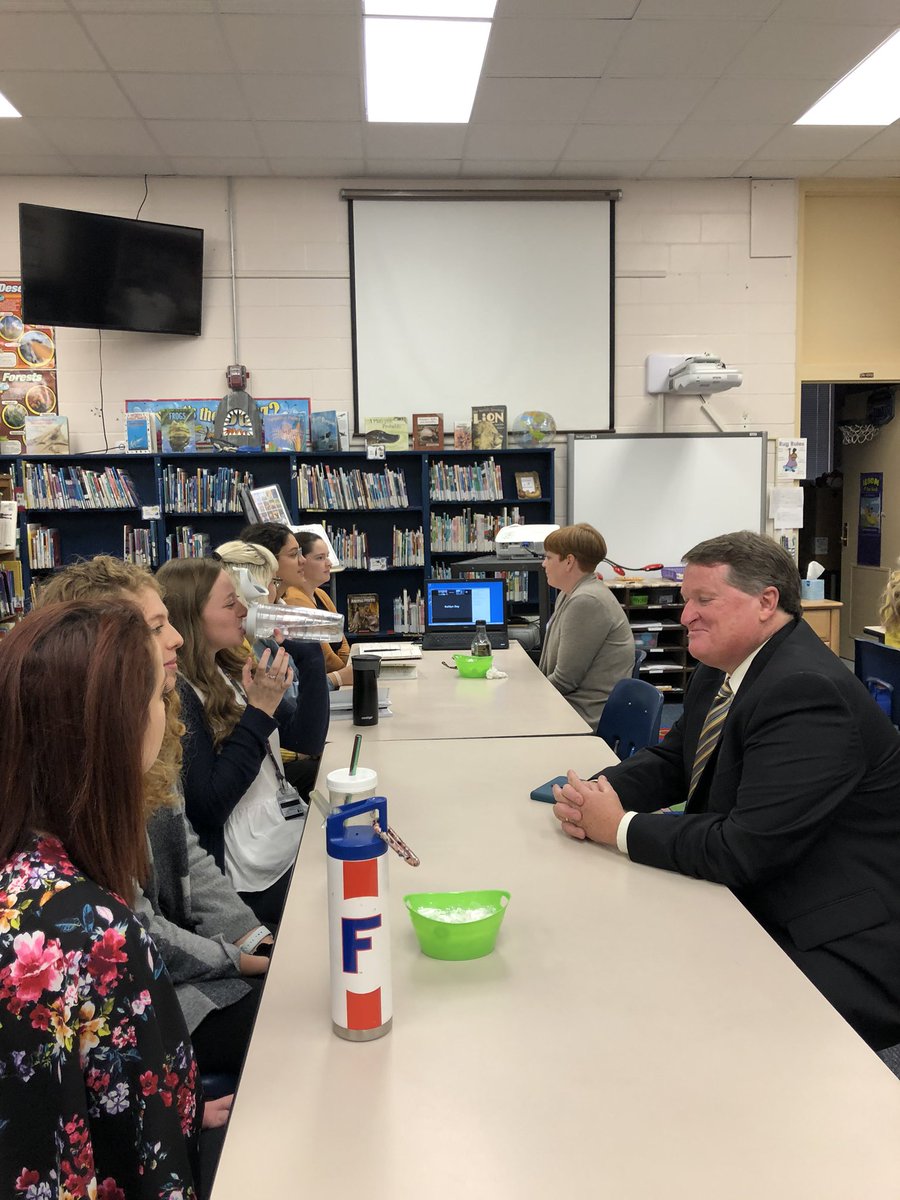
[348,196,614,434]
[568,433,766,574]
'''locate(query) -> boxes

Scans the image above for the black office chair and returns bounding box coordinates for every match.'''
[596,677,665,759]
[632,648,647,678]
[853,637,900,729]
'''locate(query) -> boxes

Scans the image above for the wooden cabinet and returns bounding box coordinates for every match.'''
[801,598,842,652]
[607,580,694,699]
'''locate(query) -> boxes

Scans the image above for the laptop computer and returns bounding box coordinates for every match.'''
[421,578,509,651]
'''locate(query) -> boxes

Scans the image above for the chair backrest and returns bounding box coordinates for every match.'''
[632,648,647,678]
[853,638,900,728]
[596,677,665,758]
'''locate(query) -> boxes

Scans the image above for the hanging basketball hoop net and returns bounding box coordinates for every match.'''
[839,423,879,445]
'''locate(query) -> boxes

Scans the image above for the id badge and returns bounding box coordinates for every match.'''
[278,781,307,821]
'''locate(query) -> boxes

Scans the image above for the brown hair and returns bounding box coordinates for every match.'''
[683,531,802,619]
[880,568,900,639]
[543,523,607,573]
[0,600,158,903]
[35,555,183,807]
[157,557,247,747]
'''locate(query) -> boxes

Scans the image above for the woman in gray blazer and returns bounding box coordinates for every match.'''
[538,523,635,729]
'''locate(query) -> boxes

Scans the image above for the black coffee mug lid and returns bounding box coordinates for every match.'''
[353,655,380,672]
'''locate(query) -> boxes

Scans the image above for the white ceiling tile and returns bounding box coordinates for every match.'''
[363,159,463,177]
[459,158,562,176]
[660,122,779,159]
[845,125,900,160]
[644,158,746,178]
[484,17,629,77]
[463,122,570,160]
[364,124,466,158]
[689,76,840,125]
[582,78,712,123]
[555,160,642,178]
[119,74,251,121]
[268,157,365,176]
[826,161,900,178]
[218,0,360,11]
[64,154,176,175]
[728,21,893,79]
[146,119,263,157]
[472,78,595,124]
[0,71,136,119]
[605,19,762,78]
[0,118,73,154]
[69,0,215,10]
[497,1,639,14]
[0,15,106,69]
[773,0,900,22]
[0,154,75,174]
[30,116,163,156]
[739,159,843,177]
[168,157,271,176]
[79,14,233,73]
[635,0,779,16]
[562,123,676,160]
[0,0,68,10]
[220,15,359,74]
[243,75,362,122]
[256,121,363,158]
[755,125,883,160]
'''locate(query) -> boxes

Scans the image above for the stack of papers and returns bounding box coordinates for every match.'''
[350,642,421,660]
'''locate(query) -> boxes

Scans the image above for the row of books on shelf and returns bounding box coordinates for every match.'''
[298,464,409,511]
[429,506,522,553]
[24,463,140,511]
[26,524,61,570]
[164,527,211,561]
[123,525,158,568]
[0,559,24,622]
[163,466,254,514]
[428,457,505,502]
[428,566,530,602]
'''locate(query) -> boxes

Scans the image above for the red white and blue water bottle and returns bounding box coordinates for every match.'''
[326,796,393,1041]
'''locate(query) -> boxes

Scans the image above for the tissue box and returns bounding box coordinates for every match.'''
[801,579,825,601]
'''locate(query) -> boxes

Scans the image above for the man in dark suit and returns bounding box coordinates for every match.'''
[553,531,900,1052]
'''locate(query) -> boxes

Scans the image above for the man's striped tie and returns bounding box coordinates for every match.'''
[687,678,734,801]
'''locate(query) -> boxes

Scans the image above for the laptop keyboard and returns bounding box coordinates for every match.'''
[422,632,509,650]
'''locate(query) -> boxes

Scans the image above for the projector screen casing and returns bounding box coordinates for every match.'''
[348,197,614,434]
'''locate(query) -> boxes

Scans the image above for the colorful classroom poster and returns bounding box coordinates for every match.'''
[857,472,883,567]
[0,280,58,445]
[775,437,807,481]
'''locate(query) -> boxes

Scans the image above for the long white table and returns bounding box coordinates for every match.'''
[214,737,900,1198]
[327,641,592,743]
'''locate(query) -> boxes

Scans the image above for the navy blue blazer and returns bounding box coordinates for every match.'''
[602,618,900,1050]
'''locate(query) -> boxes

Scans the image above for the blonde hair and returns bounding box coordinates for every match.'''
[156,558,248,748]
[879,569,900,640]
[33,555,182,811]
[215,539,279,594]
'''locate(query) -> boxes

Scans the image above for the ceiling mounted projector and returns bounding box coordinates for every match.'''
[667,354,743,394]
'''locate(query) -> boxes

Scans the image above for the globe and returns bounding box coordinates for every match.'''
[509,410,557,448]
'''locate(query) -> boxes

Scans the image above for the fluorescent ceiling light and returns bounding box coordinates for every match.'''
[365,15,492,123]
[795,29,900,125]
[0,91,21,119]
[364,2,496,16]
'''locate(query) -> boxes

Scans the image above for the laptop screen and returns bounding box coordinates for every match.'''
[425,579,506,631]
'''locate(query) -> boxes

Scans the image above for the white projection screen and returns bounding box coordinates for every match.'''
[348,196,614,434]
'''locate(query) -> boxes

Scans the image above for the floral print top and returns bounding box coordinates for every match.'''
[0,835,201,1199]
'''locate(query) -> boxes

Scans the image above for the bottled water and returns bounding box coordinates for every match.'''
[470,620,492,657]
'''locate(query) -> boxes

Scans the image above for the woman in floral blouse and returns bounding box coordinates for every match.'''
[0,599,228,1198]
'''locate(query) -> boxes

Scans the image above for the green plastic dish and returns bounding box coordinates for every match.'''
[452,653,493,678]
[403,889,510,960]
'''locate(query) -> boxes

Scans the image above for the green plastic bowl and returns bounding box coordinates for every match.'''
[403,889,510,960]
[452,653,493,678]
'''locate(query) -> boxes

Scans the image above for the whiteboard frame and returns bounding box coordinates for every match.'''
[567,432,767,576]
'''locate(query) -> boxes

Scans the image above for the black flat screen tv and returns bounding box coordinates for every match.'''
[19,203,204,336]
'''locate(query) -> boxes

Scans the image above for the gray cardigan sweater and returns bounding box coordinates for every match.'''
[134,797,270,1033]
[538,573,635,729]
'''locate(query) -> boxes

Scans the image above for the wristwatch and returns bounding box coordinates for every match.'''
[239,927,272,955]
